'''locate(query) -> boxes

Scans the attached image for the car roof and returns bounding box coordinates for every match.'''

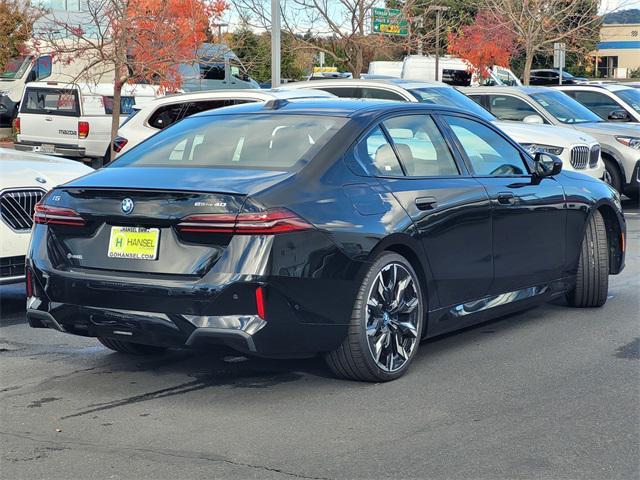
[189,97,470,119]
[559,83,634,92]
[295,78,448,91]
[464,86,549,95]
[131,87,335,109]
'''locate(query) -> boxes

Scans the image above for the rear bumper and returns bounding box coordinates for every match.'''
[15,141,86,158]
[25,263,357,358]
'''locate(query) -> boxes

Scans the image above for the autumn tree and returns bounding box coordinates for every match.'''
[482,0,601,84]
[35,0,225,160]
[447,9,517,79]
[0,0,37,71]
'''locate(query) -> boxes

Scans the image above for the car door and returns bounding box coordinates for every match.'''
[355,113,493,309]
[442,114,566,294]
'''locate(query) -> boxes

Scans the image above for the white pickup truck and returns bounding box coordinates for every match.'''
[15,82,160,165]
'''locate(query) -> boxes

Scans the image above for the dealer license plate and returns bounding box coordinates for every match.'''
[108,227,160,260]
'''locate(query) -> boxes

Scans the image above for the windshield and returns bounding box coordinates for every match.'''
[614,88,640,115]
[530,90,602,124]
[410,87,496,122]
[0,55,32,80]
[112,114,346,170]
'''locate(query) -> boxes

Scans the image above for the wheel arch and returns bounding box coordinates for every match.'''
[596,203,625,274]
[601,150,626,182]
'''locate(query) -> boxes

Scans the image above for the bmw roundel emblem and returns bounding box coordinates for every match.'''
[121,198,134,215]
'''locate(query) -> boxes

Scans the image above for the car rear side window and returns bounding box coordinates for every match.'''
[148,103,185,129]
[383,115,459,176]
[20,87,80,117]
[112,114,346,170]
[445,115,528,176]
[181,99,255,119]
[354,126,404,176]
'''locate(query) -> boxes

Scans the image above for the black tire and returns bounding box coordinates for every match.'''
[566,210,609,308]
[602,157,622,194]
[324,252,425,382]
[98,337,167,355]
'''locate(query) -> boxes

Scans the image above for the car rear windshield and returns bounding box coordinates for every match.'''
[409,87,496,122]
[530,90,601,124]
[20,87,80,116]
[111,113,346,170]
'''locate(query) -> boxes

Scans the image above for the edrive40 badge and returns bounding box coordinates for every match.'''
[121,198,134,215]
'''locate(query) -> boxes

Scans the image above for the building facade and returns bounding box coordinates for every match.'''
[594,23,640,78]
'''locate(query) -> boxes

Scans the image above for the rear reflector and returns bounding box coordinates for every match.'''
[26,268,33,297]
[78,121,89,139]
[177,208,312,234]
[112,136,128,153]
[255,286,266,319]
[34,203,85,226]
[14,117,20,134]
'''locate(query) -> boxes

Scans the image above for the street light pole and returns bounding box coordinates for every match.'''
[271,0,281,87]
[432,6,449,82]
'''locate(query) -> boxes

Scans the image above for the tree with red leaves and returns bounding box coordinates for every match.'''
[36,0,227,160]
[447,9,517,81]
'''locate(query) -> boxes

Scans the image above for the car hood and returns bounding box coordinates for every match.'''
[571,122,640,136]
[494,121,598,147]
[0,148,93,190]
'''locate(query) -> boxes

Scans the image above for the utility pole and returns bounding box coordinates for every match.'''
[432,6,449,82]
[211,22,228,43]
[271,0,281,87]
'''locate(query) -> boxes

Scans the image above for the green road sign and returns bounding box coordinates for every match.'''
[372,7,409,36]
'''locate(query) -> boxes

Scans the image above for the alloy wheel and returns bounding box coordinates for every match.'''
[365,263,420,373]
[603,169,613,186]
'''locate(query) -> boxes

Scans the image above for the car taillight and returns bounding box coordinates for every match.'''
[14,117,20,134]
[34,203,86,226]
[176,208,312,234]
[78,121,89,139]
[112,136,128,153]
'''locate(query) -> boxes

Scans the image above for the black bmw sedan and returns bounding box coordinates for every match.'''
[26,99,626,382]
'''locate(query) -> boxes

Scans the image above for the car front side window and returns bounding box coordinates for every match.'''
[445,115,528,176]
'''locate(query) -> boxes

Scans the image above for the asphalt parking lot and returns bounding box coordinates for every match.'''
[1,200,638,480]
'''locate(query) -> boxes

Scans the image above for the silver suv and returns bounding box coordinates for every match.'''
[466,86,640,200]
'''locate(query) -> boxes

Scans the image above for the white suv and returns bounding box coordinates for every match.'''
[287,79,605,181]
[113,88,335,157]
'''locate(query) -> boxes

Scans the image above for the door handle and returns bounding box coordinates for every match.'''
[415,196,438,210]
[497,192,516,205]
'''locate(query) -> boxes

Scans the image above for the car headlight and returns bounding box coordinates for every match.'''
[615,136,640,150]
[521,143,564,156]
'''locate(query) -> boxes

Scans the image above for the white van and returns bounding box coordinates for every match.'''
[178,44,259,91]
[367,61,404,78]
[401,55,521,87]
[15,82,160,164]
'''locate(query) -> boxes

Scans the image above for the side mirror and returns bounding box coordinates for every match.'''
[607,109,630,122]
[533,152,562,177]
[523,114,544,124]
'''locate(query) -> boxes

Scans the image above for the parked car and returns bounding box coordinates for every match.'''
[15,82,161,165]
[556,84,640,123]
[286,79,605,181]
[527,69,588,85]
[1,148,92,285]
[26,99,625,381]
[113,88,336,157]
[466,86,640,199]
